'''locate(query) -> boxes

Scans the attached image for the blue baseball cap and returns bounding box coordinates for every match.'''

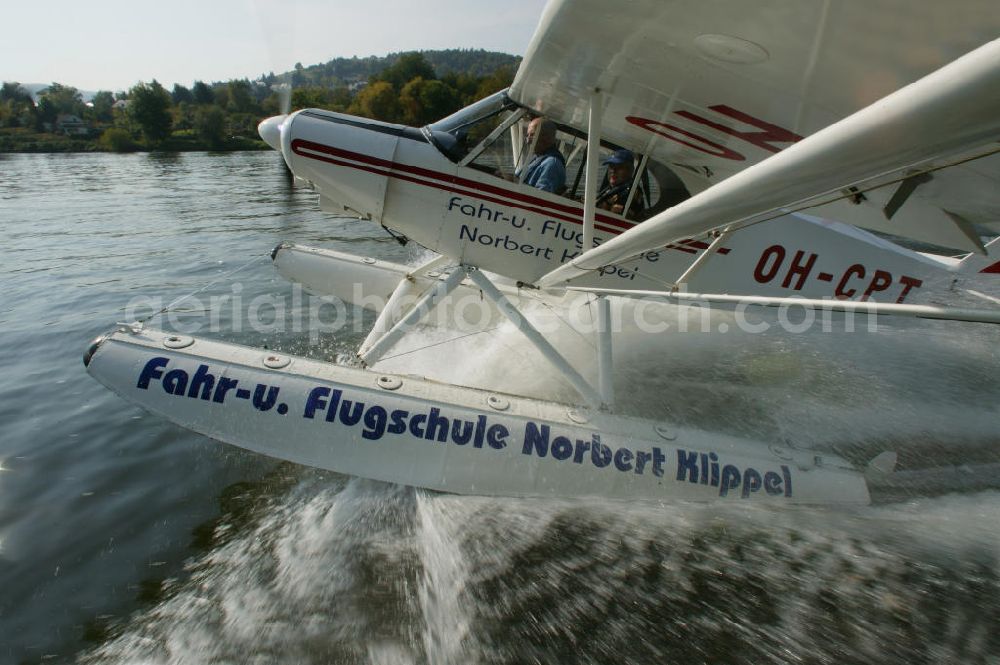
[603,149,634,165]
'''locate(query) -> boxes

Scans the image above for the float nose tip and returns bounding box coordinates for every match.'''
[83,333,109,368]
[258,114,286,151]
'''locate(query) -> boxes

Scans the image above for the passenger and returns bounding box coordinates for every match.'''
[597,149,643,220]
[517,117,566,193]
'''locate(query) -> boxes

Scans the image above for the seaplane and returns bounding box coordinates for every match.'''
[85,0,1000,505]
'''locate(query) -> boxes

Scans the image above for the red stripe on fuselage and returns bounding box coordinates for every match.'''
[981,260,1000,274]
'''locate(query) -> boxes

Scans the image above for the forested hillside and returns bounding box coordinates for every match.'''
[268,49,520,89]
[1,50,519,153]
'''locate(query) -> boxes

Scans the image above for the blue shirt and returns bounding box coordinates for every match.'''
[521,148,566,193]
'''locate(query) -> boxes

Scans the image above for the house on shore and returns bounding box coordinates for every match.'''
[56,114,88,136]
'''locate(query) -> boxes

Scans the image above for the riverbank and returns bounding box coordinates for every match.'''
[0,127,267,153]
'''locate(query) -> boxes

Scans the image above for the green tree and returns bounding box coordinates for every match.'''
[474,65,515,100]
[328,86,352,111]
[0,82,36,128]
[35,96,57,130]
[91,91,115,123]
[441,71,480,104]
[399,77,460,126]
[194,104,226,148]
[191,80,213,105]
[213,86,230,109]
[290,86,338,112]
[100,127,137,152]
[40,83,85,116]
[374,52,436,90]
[348,80,401,122]
[128,80,173,145]
[172,101,195,130]
[227,79,254,113]
[171,84,193,105]
[291,62,306,88]
[1,81,29,102]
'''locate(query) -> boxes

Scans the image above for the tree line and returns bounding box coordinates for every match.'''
[0,51,517,153]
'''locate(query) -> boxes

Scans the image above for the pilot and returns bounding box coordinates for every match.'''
[518,117,566,193]
[597,149,642,220]
[597,149,643,220]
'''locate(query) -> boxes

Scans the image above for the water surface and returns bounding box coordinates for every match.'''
[2,151,999,664]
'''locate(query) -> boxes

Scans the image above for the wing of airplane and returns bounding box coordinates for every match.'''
[510,0,1000,269]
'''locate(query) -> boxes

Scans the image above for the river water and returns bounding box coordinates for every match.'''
[2,151,999,664]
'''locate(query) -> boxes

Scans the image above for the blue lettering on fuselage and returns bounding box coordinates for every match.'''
[448,196,527,228]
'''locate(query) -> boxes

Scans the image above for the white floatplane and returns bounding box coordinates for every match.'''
[85,0,1000,505]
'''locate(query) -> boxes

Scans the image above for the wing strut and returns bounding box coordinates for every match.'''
[537,38,1000,288]
[674,228,732,289]
[581,90,604,251]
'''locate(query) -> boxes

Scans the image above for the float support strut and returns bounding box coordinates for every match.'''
[359,266,466,367]
[358,254,453,358]
[595,296,614,406]
[466,268,604,408]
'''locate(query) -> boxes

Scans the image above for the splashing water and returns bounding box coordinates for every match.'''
[79,258,1000,664]
[80,475,1000,664]
[7,152,997,663]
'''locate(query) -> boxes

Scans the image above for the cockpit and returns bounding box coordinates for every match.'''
[422,90,690,222]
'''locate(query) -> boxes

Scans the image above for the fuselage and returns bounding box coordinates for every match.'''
[264,105,973,303]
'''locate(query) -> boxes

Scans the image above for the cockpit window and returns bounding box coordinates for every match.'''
[424,91,691,218]
[572,144,691,221]
[423,90,519,163]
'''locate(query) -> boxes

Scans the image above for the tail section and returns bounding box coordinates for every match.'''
[957,236,1000,274]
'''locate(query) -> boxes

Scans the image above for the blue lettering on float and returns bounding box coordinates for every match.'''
[303,386,331,419]
[409,414,426,438]
[362,406,388,440]
[137,357,169,389]
[252,384,279,412]
[162,368,188,395]
[188,364,215,400]
[339,399,364,426]
[591,434,612,468]
[388,410,409,434]
[763,471,780,494]
[677,449,699,483]
[213,377,239,403]
[486,424,509,450]
[137,357,282,412]
[614,448,633,472]
[451,419,474,445]
[741,468,763,499]
[551,436,573,460]
[719,464,742,497]
[521,423,663,476]
[299,383,504,450]
[133,358,797,497]
[425,408,449,443]
[676,448,793,498]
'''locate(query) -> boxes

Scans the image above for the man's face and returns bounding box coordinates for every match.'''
[526,118,551,154]
[608,162,632,186]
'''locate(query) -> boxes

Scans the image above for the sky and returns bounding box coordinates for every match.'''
[3,0,547,92]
